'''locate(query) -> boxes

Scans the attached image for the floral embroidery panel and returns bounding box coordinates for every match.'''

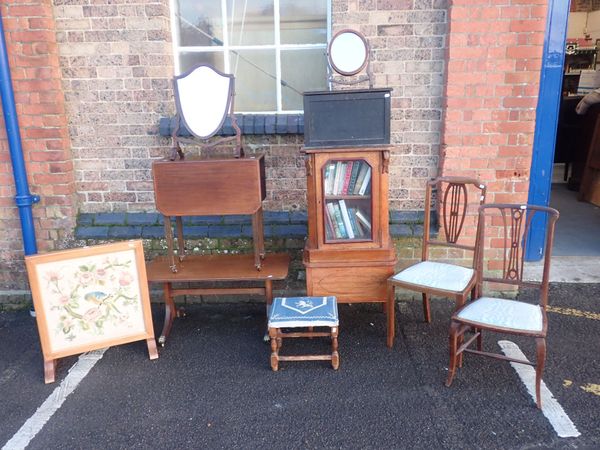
[36,249,147,353]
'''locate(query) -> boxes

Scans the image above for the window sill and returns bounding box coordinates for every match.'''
[158,114,304,137]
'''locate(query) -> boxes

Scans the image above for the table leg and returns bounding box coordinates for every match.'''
[256,207,265,259]
[265,279,273,305]
[251,211,263,270]
[159,282,176,347]
[387,282,396,349]
[263,279,273,342]
[163,216,177,273]
[175,216,185,261]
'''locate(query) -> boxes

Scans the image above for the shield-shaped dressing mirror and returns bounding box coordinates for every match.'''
[174,65,234,139]
[328,29,369,76]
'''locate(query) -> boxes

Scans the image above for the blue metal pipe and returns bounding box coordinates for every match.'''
[0,12,40,255]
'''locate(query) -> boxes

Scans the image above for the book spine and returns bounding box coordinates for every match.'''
[347,206,362,238]
[347,160,362,194]
[324,204,335,239]
[358,166,372,195]
[324,163,335,195]
[332,161,343,195]
[355,208,372,232]
[353,164,369,195]
[326,202,343,239]
[332,202,348,238]
[341,161,353,195]
[338,200,355,239]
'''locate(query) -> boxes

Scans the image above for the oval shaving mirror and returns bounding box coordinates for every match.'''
[328,29,369,76]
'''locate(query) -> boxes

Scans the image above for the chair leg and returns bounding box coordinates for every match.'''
[387,283,396,348]
[445,321,460,387]
[535,337,546,409]
[422,292,431,323]
[455,293,467,310]
[457,330,464,368]
[476,328,483,351]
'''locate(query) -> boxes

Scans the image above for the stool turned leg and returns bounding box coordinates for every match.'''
[269,328,279,371]
[331,326,340,370]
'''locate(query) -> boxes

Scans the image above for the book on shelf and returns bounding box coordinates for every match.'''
[354,215,366,237]
[326,202,343,239]
[324,204,336,239]
[341,161,354,195]
[355,208,372,232]
[327,202,348,239]
[324,162,336,195]
[332,202,348,238]
[353,164,370,195]
[358,166,372,195]
[332,161,345,195]
[347,160,362,194]
[347,206,363,238]
[338,199,355,239]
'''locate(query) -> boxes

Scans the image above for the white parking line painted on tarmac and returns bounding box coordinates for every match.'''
[2,349,106,450]
[498,340,580,438]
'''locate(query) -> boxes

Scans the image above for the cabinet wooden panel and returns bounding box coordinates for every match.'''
[303,147,396,303]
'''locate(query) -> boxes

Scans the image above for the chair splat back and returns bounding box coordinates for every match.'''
[423,177,487,260]
[476,204,559,297]
[441,181,468,244]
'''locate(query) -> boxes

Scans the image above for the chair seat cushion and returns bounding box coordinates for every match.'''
[456,297,543,332]
[268,296,338,328]
[391,261,474,293]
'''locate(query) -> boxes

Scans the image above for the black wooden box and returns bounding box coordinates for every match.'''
[303,88,392,148]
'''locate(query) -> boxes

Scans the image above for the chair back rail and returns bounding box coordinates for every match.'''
[476,203,559,307]
[423,177,487,263]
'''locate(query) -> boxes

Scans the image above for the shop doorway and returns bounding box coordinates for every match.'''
[527,0,600,264]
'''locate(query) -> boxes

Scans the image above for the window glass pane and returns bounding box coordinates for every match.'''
[177,1,223,47]
[227,0,274,46]
[230,50,276,111]
[179,52,225,74]
[281,48,328,111]
[280,0,327,44]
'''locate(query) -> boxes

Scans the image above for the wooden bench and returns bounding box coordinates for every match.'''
[146,253,290,346]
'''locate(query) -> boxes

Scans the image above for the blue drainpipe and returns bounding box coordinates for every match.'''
[0,12,40,255]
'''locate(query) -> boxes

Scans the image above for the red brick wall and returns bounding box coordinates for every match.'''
[0,1,76,294]
[440,0,548,251]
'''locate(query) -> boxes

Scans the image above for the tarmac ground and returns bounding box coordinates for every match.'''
[1,283,599,449]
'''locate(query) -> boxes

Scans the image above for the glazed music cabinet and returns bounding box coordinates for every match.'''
[303,147,396,303]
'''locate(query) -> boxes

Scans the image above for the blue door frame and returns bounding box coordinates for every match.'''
[525,0,570,261]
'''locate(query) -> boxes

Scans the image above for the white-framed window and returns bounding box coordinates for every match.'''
[170,0,331,114]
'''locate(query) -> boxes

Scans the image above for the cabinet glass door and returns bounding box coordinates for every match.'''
[322,159,372,242]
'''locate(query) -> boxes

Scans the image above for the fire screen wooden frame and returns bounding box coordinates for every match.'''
[25,240,158,383]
